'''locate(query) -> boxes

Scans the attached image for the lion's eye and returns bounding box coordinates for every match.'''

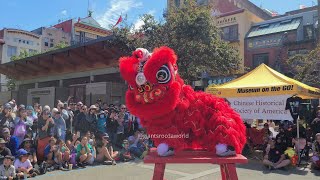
[156,65,171,84]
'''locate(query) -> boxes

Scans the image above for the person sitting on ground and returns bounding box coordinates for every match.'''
[20,138,37,166]
[76,136,93,167]
[56,139,71,169]
[120,140,134,162]
[44,137,67,170]
[275,134,288,153]
[0,155,15,180]
[14,149,39,178]
[0,138,12,164]
[311,133,320,169]
[263,138,291,170]
[2,128,18,156]
[128,134,147,159]
[95,133,117,165]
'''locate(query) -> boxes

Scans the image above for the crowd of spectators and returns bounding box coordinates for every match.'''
[0,98,153,179]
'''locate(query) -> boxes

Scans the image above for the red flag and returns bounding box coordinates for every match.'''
[113,15,122,27]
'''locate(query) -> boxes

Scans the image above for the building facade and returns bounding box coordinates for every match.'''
[0,36,128,107]
[245,9,317,75]
[0,28,41,91]
[32,27,72,52]
[54,15,111,45]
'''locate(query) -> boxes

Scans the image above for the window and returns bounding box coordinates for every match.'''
[304,25,314,40]
[23,40,25,43]
[48,33,52,36]
[221,25,238,41]
[7,45,17,58]
[50,43,54,47]
[50,39,54,42]
[44,38,49,47]
[253,53,269,68]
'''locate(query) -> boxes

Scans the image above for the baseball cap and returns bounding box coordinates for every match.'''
[0,138,6,144]
[3,103,12,109]
[16,149,29,156]
[26,106,34,111]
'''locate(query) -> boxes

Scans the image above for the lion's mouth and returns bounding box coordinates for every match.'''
[134,86,167,104]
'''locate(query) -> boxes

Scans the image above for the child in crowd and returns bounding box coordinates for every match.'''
[57,139,71,169]
[128,133,148,159]
[312,133,320,169]
[0,155,16,180]
[44,137,67,170]
[76,137,93,167]
[14,149,39,178]
[20,138,37,167]
[120,140,134,162]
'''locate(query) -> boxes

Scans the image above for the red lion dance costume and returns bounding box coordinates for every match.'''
[119,46,246,156]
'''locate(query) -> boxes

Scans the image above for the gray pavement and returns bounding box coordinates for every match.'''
[34,159,320,180]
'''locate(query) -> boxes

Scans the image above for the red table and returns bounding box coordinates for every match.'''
[144,149,248,180]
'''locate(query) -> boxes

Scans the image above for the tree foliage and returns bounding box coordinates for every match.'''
[287,45,320,88]
[112,0,241,84]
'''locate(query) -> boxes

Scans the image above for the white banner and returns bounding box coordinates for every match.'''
[227,95,293,121]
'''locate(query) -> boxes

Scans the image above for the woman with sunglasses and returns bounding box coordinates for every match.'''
[95,134,117,165]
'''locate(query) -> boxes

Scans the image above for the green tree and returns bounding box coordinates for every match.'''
[287,46,320,88]
[112,0,240,84]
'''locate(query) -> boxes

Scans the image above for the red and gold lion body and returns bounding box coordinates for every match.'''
[119,47,246,154]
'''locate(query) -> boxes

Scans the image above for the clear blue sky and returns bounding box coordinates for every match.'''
[0,0,318,31]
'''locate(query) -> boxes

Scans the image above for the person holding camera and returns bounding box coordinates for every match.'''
[0,103,13,137]
[74,106,89,137]
[52,108,66,142]
[87,105,98,133]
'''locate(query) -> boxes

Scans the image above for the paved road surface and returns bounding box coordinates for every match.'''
[34,159,320,180]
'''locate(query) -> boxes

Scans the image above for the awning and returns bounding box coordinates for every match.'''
[247,18,301,38]
[206,64,320,99]
[0,36,129,80]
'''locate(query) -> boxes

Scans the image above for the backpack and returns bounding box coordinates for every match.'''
[39,161,48,175]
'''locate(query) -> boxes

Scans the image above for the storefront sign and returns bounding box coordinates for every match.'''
[227,95,293,120]
[247,35,282,49]
[208,77,236,85]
